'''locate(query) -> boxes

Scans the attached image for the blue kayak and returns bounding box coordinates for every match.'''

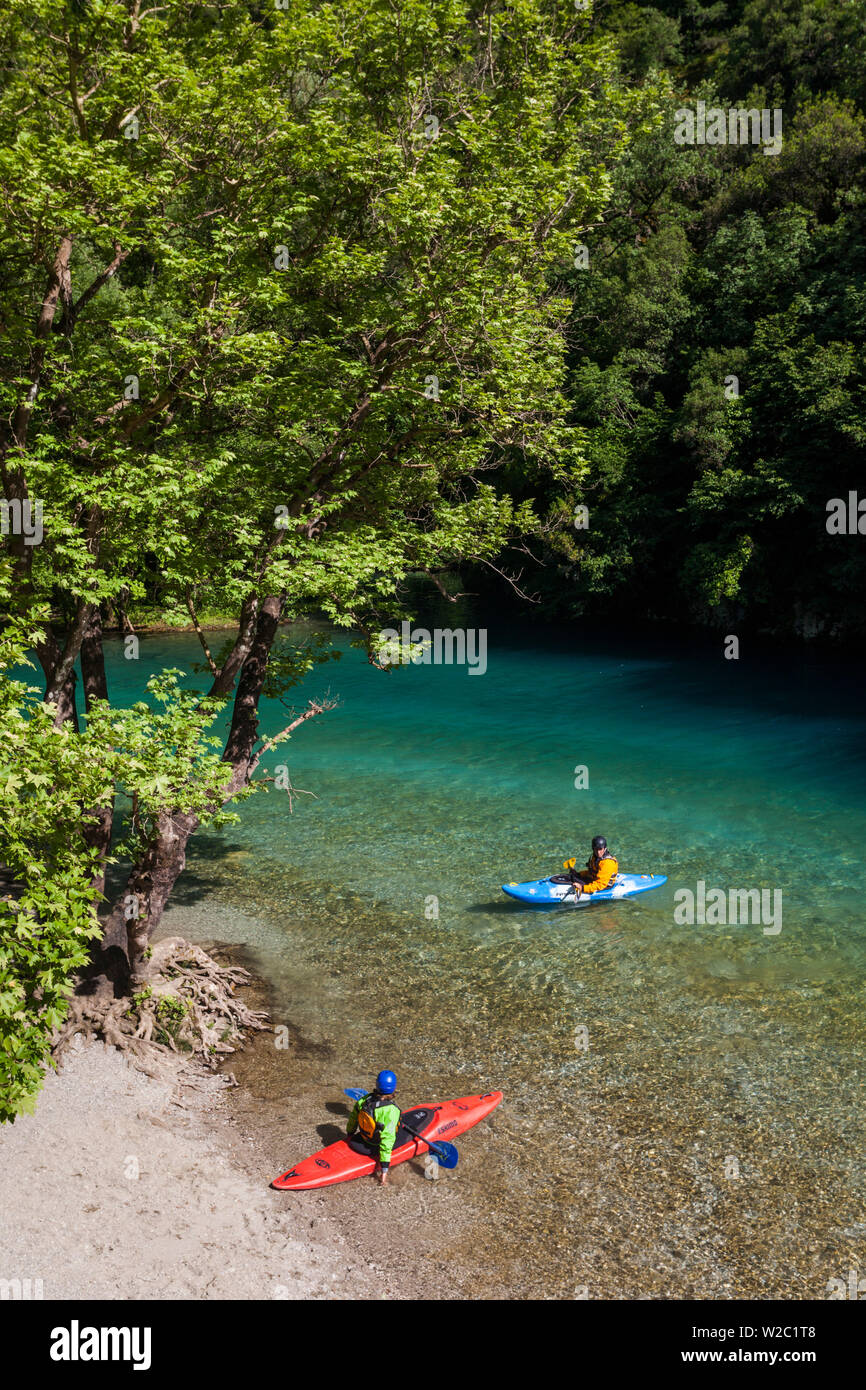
[501,871,667,906]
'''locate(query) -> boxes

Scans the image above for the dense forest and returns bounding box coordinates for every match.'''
[525,0,866,638]
[1,0,863,1118]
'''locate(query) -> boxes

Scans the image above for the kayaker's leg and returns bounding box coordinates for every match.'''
[347,1135,378,1156]
[568,867,584,898]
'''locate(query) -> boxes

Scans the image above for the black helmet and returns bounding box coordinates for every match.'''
[592,835,607,852]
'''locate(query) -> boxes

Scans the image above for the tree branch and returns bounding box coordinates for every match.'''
[247,698,339,779]
[67,244,130,329]
[185,588,219,677]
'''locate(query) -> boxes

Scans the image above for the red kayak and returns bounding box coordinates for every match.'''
[271,1090,503,1190]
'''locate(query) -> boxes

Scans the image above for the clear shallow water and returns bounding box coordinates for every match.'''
[105,619,865,1297]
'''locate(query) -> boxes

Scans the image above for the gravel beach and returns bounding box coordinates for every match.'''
[0,1038,385,1301]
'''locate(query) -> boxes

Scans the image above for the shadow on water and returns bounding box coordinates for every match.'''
[102,833,251,914]
[188,834,251,863]
[468,898,602,923]
[465,899,530,915]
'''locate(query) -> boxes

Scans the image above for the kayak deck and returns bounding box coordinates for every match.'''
[501,871,667,906]
[271,1090,503,1190]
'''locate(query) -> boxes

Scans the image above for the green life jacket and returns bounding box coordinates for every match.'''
[356,1093,400,1146]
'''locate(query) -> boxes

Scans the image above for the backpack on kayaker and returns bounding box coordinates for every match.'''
[357,1093,401,1144]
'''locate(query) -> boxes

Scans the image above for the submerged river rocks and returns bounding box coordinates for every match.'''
[161,866,866,1301]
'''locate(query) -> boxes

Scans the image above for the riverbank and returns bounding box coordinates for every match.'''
[0,930,498,1302]
[3,896,863,1302]
[0,1025,393,1300]
[201,936,512,1302]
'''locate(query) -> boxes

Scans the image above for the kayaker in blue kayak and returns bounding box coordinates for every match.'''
[562,835,618,899]
[346,1070,401,1186]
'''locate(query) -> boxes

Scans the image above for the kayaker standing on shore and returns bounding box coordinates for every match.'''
[346,1070,401,1186]
[564,835,619,899]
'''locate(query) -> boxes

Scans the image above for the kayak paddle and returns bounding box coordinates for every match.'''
[344,1088,459,1168]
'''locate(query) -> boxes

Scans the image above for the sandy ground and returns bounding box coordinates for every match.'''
[0,1039,384,1301]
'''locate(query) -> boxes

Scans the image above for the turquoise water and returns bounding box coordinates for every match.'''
[102,618,866,1297]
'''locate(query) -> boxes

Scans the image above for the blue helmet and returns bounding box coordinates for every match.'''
[376,1069,397,1095]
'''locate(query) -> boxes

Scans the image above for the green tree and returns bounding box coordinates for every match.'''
[0,0,637,1111]
[535,1,866,636]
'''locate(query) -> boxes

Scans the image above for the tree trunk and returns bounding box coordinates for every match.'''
[36,629,80,731]
[223,594,285,788]
[99,808,201,986]
[80,607,114,896]
[95,593,287,984]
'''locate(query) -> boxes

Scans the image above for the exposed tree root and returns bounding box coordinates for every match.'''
[52,936,269,1082]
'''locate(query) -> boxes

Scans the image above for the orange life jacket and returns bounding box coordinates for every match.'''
[581,852,618,894]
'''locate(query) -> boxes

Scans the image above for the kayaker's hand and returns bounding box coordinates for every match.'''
[376,1164,389,1186]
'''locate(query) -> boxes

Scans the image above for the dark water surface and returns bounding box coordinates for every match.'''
[111,619,865,1298]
